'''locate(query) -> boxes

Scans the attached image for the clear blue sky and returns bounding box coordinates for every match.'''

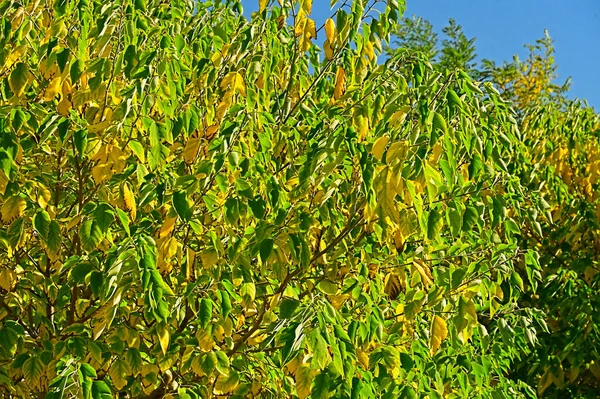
[241,1,600,109]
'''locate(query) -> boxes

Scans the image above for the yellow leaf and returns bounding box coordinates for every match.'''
[159,217,177,239]
[221,72,246,97]
[295,364,312,399]
[161,236,179,259]
[57,98,72,116]
[324,18,336,44]
[259,0,268,12]
[301,0,312,13]
[0,268,17,291]
[430,315,448,355]
[122,182,136,220]
[88,119,111,133]
[91,163,112,185]
[197,329,215,352]
[0,171,8,196]
[356,349,369,369]
[214,371,240,395]
[371,136,389,161]
[413,259,433,286]
[300,18,316,51]
[323,39,333,60]
[43,77,61,102]
[2,196,26,223]
[183,137,201,164]
[157,324,170,355]
[334,66,346,100]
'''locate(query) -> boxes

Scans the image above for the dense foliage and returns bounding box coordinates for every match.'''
[388,14,600,398]
[0,0,597,398]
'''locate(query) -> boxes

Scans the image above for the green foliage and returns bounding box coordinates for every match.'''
[2,0,593,398]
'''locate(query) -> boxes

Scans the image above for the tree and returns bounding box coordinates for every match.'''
[0,0,547,398]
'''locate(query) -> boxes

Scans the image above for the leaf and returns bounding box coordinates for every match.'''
[47,220,62,254]
[173,191,191,221]
[43,77,62,102]
[334,67,346,100]
[295,364,312,399]
[33,210,51,239]
[213,370,239,395]
[22,356,45,390]
[324,18,336,44]
[157,323,170,355]
[9,62,28,97]
[427,208,443,240]
[259,238,273,262]
[108,359,129,390]
[371,136,389,161]
[2,196,26,223]
[215,351,230,375]
[79,220,103,251]
[122,182,136,220]
[430,315,448,355]
[70,59,84,83]
[199,298,212,329]
[259,0,268,12]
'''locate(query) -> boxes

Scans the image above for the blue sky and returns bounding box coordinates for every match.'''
[241,0,600,109]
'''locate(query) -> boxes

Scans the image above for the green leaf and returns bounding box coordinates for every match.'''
[79,220,103,251]
[279,298,300,319]
[311,372,330,399]
[173,191,191,221]
[427,208,443,240]
[215,351,230,376]
[70,59,84,83]
[199,298,212,329]
[33,210,51,240]
[115,208,130,236]
[45,220,62,253]
[9,62,28,97]
[259,238,273,262]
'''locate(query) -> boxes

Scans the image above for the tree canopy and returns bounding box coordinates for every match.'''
[0,0,598,398]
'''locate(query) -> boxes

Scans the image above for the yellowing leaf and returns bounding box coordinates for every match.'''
[221,72,246,97]
[259,0,268,12]
[157,324,170,355]
[159,217,177,238]
[108,359,129,390]
[88,119,111,133]
[324,18,336,44]
[384,273,402,300]
[295,364,312,399]
[301,0,312,13]
[295,11,316,51]
[323,39,334,60]
[0,268,17,291]
[2,196,26,223]
[371,136,389,161]
[334,66,346,100]
[183,137,201,164]
[57,98,72,116]
[214,371,240,395]
[413,259,433,286]
[91,163,112,185]
[122,182,136,220]
[43,77,61,102]
[430,315,448,355]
